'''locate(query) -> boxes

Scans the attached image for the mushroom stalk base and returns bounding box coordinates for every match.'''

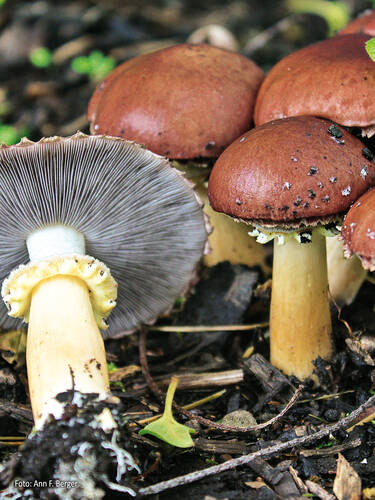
[27,274,109,427]
[327,235,367,306]
[270,230,332,380]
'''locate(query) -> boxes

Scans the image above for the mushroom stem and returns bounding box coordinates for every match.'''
[327,235,367,306]
[27,274,109,427]
[195,183,270,272]
[270,229,333,380]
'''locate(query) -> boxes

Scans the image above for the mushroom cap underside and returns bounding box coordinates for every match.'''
[0,133,207,337]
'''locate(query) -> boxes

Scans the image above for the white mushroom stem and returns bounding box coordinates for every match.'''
[27,275,109,427]
[326,235,367,306]
[25,225,110,427]
[270,228,333,380]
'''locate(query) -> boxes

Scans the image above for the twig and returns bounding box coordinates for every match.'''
[148,322,268,333]
[139,328,303,433]
[138,394,375,496]
[243,15,302,55]
[329,290,354,338]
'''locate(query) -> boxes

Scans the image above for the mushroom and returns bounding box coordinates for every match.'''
[88,43,270,272]
[0,133,207,427]
[254,33,375,305]
[208,116,375,380]
[342,187,375,270]
[339,9,375,36]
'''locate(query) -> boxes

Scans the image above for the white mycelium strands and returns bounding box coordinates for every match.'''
[0,134,207,336]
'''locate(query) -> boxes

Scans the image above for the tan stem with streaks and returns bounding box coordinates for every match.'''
[270,229,333,380]
[27,274,109,426]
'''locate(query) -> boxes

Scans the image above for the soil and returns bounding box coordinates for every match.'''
[0,0,375,499]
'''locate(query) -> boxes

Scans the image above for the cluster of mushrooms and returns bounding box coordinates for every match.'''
[88,10,375,382]
[2,8,375,493]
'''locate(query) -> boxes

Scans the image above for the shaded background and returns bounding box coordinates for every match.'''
[0,0,372,145]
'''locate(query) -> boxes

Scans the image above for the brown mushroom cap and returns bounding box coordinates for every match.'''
[254,34,375,129]
[208,116,375,228]
[88,43,264,160]
[339,9,375,36]
[342,187,375,268]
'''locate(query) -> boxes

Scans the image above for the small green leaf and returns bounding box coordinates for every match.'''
[107,361,118,373]
[71,51,115,81]
[0,124,29,145]
[139,376,195,448]
[30,47,52,68]
[71,56,92,75]
[366,38,375,63]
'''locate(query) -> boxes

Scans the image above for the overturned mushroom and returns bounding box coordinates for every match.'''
[0,133,207,426]
[208,116,375,380]
[88,43,269,272]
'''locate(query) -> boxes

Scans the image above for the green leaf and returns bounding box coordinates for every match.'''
[366,38,375,63]
[71,56,92,75]
[29,47,52,68]
[107,361,118,373]
[287,0,350,36]
[139,376,195,448]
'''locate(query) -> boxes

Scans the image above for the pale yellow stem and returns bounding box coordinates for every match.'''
[196,184,270,273]
[270,230,333,380]
[27,275,109,426]
[327,235,367,306]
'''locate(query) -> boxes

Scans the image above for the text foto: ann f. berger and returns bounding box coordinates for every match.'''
[14,479,79,489]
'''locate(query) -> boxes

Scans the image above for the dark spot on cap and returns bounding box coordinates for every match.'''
[205,141,216,150]
[329,176,337,183]
[120,128,125,134]
[362,147,373,161]
[236,198,242,205]
[308,189,316,199]
[291,156,298,162]
[265,203,272,210]
[278,205,289,212]
[308,166,318,175]
[293,196,302,207]
[305,132,312,137]
[328,124,343,138]
[292,210,297,217]
[322,195,330,203]
[303,202,310,208]
[317,181,324,189]
[163,150,170,155]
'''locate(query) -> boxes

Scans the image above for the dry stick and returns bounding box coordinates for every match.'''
[138,394,375,497]
[329,289,354,338]
[139,328,303,433]
[148,322,268,333]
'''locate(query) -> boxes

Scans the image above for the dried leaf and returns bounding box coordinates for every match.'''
[333,453,361,500]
